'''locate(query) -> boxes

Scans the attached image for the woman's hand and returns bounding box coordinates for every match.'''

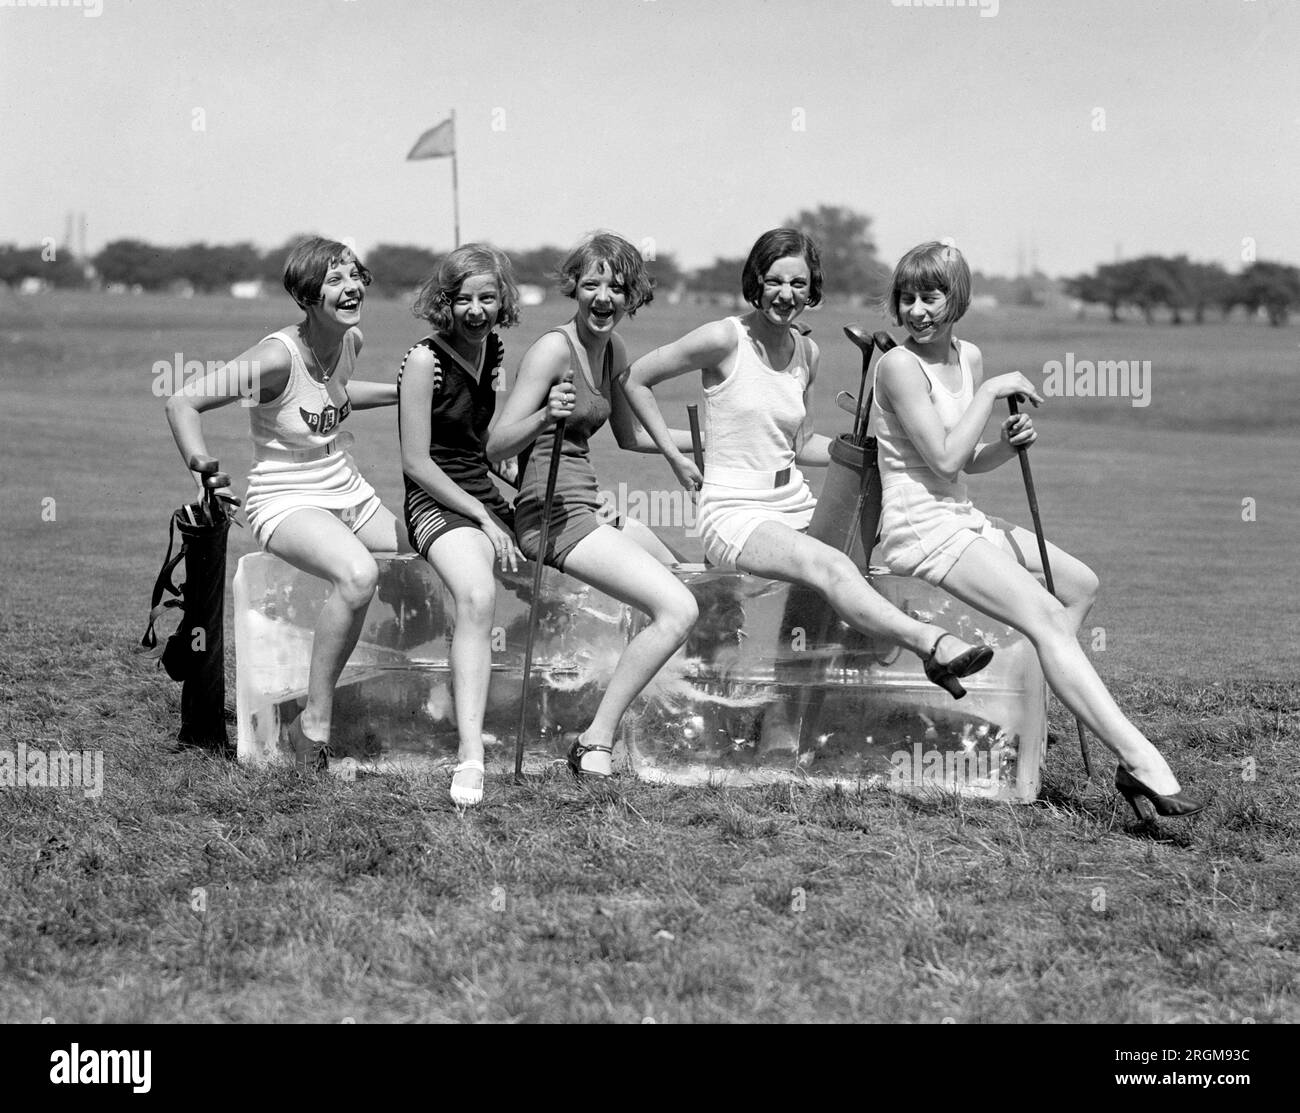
[1000,412,1037,449]
[479,513,523,573]
[667,450,703,492]
[981,373,1043,407]
[546,378,576,425]
[491,455,519,487]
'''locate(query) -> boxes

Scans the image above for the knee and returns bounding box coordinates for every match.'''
[336,557,379,608]
[456,582,496,625]
[656,588,698,643]
[1073,564,1100,609]
[1026,593,1075,643]
[810,550,860,594]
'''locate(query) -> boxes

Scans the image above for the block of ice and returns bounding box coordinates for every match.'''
[233,554,1046,801]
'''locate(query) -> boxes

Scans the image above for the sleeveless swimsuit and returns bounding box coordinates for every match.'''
[397,331,514,557]
[870,338,1016,584]
[513,327,624,570]
[243,326,382,547]
[695,316,818,570]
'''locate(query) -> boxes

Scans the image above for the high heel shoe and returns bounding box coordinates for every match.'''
[450,760,485,807]
[1115,767,1206,822]
[922,633,994,700]
[285,713,331,774]
[565,734,613,779]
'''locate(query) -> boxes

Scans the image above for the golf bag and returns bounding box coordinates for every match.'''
[138,501,231,751]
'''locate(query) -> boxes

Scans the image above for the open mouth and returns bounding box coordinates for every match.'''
[590,306,615,323]
[337,297,361,312]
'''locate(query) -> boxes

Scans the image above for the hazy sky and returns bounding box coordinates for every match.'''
[2,0,1296,277]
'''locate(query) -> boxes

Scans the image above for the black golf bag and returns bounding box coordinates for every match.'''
[138,499,232,752]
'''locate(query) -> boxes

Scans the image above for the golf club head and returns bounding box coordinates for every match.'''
[842,326,875,356]
[202,472,232,490]
[188,454,218,475]
[871,330,898,353]
[835,390,858,416]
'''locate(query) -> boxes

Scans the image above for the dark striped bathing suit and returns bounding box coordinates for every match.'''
[397,332,515,557]
[514,326,625,570]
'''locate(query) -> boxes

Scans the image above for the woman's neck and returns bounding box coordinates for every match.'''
[907,326,956,363]
[743,309,795,363]
[300,316,347,354]
[570,317,610,366]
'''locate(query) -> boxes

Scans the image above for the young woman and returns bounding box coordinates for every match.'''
[869,240,1202,822]
[398,244,524,806]
[165,237,406,773]
[485,232,699,778]
[623,228,996,728]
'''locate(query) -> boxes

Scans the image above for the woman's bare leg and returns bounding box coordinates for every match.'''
[939,537,1179,794]
[266,508,383,742]
[424,528,498,791]
[558,525,699,773]
[736,522,986,663]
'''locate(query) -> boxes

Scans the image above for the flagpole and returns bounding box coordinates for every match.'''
[450,108,460,248]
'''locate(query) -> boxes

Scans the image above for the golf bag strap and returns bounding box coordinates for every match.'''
[137,514,188,656]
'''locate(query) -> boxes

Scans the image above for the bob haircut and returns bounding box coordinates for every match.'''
[282,237,372,310]
[555,232,654,316]
[411,243,522,332]
[887,241,971,328]
[741,228,824,309]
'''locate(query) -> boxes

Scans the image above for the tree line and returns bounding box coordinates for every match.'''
[0,206,890,300]
[1066,255,1300,326]
[5,208,1298,324]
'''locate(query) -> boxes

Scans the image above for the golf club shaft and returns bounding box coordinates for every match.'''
[686,404,705,472]
[1008,395,1092,776]
[514,417,567,779]
[1008,396,1055,595]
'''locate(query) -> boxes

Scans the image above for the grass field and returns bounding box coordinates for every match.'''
[1,289,1297,1023]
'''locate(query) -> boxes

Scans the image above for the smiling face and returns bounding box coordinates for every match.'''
[449,273,501,346]
[758,255,812,327]
[313,255,366,328]
[573,260,628,337]
[898,287,950,343]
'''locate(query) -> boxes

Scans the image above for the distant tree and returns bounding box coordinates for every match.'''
[784,204,888,299]
[1110,256,1184,324]
[0,243,87,288]
[172,242,262,292]
[365,243,441,295]
[1065,267,1125,321]
[509,245,566,288]
[93,239,178,290]
[1228,261,1300,326]
[1169,257,1231,324]
[690,256,747,295]
[259,234,317,284]
[646,250,684,292]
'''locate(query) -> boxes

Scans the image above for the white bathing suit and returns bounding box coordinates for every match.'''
[696,316,818,570]
[242,327,381,547]
[870,338,1016,584]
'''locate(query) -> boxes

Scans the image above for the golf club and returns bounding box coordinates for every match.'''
[835,390,857,418]
[686,403,705,473]
[189,454,219,525]
[1008,394,1094,778]
[513,382,571,780]
[842,326,875,442]
[203,471,232,526]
